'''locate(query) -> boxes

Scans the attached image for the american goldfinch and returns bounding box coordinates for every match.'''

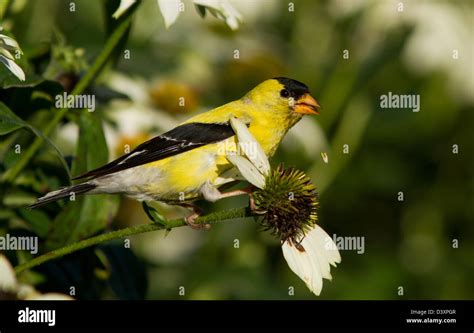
[29,77,320,226]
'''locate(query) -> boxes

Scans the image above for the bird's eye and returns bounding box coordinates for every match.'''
[280,89,290,98]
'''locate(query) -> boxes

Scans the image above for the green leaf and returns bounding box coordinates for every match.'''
[45,194,119,250]
[0,102,71,178]
[0,100,24,134]
[0,208,15,220]
[45,112,119,250]
[72,112,109,175]
[142,202,166,226]
[2,188,37,206]
[17,208,51,238]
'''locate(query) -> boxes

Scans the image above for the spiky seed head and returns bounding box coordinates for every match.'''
[253,165,319,247]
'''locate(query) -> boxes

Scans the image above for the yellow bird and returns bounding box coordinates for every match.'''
[29,78,320,226]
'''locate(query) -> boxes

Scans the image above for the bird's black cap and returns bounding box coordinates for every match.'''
[273,77,309,98]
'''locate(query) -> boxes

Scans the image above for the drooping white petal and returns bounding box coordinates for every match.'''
[282,239,323,295]
[281,225,341,295]
[226,153,265,189]
[311,224,341,266]
[0,47,15,60]
[0,255,18,291]
[0,33,21,50]
[193,0,219,8]
[112,0,136,19]
[220,1,242,30]
[230,117,270,176]
[0,54,25,81]
[303,232,332,280]
[302,225,341,280]
[194,0,242,30]
[157,0,182,29]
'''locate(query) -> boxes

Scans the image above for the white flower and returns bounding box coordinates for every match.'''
[157,0,182,29]
[0,255,73,300]
[193,0,243,30]
[0,30,25,81]
[113,0,242,30]
[225,117,341,296]
[282,225,341,295]
[225,117,270,188]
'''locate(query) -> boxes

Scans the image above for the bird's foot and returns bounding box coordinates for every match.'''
[209,185,263,213]
[248,192,258,212]
[180,203,210,230]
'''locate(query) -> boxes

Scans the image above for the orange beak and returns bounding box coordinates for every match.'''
[294,93,320,115]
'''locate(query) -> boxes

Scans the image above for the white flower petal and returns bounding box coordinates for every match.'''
[193,0,218,8]
[0,255,74,300]
[0,54,25,81]
[226,153,265,188]
[312,224,341,266]
[17,284,40,299]
[282,240,323,295]
[112,0,136,19]
[0,33,21,50]
[0,255,18,291]
[230,117,270,175]
[220,1,242,20]
[281,225,341,296]
[0,47,15,60]
[157,0,182,29]
[303,232,332,280]
[225,15,239,30]
[220,1,242,30]
[194,0,242,30]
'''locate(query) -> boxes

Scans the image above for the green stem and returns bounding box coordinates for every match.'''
[14,207,252,275]
[1,4,138,183]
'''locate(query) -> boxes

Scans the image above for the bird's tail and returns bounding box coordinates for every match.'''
[27,183,97,209]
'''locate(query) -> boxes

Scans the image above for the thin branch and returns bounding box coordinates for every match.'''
[14,207,252,275]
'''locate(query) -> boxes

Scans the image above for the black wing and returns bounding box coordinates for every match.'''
[73,122,235,180]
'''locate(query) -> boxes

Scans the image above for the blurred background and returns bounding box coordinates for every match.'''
[0,0,473,300]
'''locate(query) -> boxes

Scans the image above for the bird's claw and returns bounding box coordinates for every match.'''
[184,211,211,230]
[178,203,210,230]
